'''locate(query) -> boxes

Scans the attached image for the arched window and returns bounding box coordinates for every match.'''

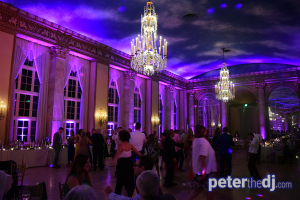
[198,94,220,136]
[159,94,163,135]
[64,71,81,139]
[13,58,39,143]
[173,100,177,130]
[134,88,141,131]
[108,81,119,135]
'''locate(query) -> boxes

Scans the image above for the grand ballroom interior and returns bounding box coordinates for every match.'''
[0,0,300,199]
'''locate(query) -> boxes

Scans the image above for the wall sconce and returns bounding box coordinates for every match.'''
[98,108,107,129]
[218,123,221,128]
[0,101,6,120]
[211,122,215,127]
[152,116,160,128]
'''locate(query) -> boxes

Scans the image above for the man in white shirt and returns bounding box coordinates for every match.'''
[247,133,261,180]
[188,125,216,200]
[253,131,263,164]
[130,123,146,163]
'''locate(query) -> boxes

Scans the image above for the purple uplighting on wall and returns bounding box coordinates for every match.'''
[118,6,125,12]
[207,8,214,14]
[221,3,227,8]
[236,4,242,9]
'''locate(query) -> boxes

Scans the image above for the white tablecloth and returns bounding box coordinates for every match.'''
[0,148,68,168]
[261,146,273,162]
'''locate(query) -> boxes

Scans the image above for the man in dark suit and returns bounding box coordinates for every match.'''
[52,127,64,168]
[163,129,177,188]
[216,127,235,177]
[91,129,104,170]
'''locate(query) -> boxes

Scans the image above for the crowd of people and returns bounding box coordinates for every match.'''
[51,123,267,200]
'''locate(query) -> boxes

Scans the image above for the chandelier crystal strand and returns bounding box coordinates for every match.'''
[130,0,167,76]
[215,62,235,102]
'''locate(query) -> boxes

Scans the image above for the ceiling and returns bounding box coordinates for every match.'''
[3,0,300,79]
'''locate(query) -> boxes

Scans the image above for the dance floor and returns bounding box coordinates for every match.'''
[23,150,300,200]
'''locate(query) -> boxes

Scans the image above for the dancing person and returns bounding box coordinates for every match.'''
[247,133,261,180]
[212,128,221,151]
[67,130,75,166]
[86,132,93,167]
[163,129,177,188]
[110,136,116,158]
[64,185,98,200]
[145,134,160,175]
[130,122,146,163]
[159,131,167,170]
[235,131,240,140]
[91,129,104,171]
[112,130,142,197]
[142,127,148,138]
[74,129,83,159]
[78,132,93,157]
[137,171,176,200]
[64,154,92,196]
[184,128,193,167]
[216,127,234,177]
[187,125,217,200]
[253,131,262,164]
[173,130,184,172]
[53,127,64,168]
[112,127,123,151]
[103,155,154,199]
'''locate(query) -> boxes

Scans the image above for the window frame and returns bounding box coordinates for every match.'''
[63,71,81,140]
[107,81,119,135]
[13,59,39,143]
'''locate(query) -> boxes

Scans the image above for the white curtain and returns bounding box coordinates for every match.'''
[67,55,90,130]
[7,38,32,143]
[33,43,50,142]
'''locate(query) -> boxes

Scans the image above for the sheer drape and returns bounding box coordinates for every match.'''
[33,43,50,142]
[7,38,32,143]
[67,55,90,130]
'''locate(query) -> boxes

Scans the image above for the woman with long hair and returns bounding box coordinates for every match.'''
[145,134,160,175]
[67,130,75,166]
[112,130,142,197]
[78,132,93,156]
[64,154,92,196]
[184,128,193,167]
[74,129,83,159]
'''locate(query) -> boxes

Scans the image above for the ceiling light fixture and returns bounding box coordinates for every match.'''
[130,0,168,76]
[215,48,235,102]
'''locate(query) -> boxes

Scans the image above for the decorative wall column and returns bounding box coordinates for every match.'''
[188,90,195,132]
[123,70,137,129]
[165,84,174,129]
[221,101,228,129]
[256,83,266,139]
[47,45,69,140]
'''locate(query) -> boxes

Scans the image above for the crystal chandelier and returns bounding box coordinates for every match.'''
[130,0,167,76]
[215,48,235,102]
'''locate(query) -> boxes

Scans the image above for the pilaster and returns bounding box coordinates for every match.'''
[47,45,69,140]
[123,70,137,129]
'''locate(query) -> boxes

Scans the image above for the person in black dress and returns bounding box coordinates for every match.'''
[67,130,75,166]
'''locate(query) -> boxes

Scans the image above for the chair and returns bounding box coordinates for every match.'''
[58,181,65,200]
[11,163,26,186]
[20,184,44,200]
